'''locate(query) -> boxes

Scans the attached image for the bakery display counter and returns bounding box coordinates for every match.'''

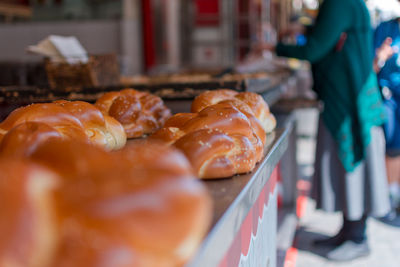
[186,127,289,267]
[0,68,301,267]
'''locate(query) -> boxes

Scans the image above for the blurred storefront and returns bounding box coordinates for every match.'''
[0,3,317,265]
[0,0,313,76]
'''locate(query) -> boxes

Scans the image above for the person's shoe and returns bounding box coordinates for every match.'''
[313,231,345,247]
[326,240,370,261]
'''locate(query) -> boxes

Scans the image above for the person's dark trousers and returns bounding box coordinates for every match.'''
[342,214,368,243]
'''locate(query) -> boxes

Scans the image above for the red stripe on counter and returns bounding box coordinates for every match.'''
[283,179,311,267]
[296,195,308,219]
[284,247,298,267]
[218,166,278,267]
[241,211,252,257]
[296,180,310,219]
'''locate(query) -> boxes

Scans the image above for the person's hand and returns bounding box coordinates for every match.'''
[374,37,395,72]
[377,37,395,62]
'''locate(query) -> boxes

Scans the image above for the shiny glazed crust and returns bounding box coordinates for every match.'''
[191,89,276,133]
[0,139,212,267]
[0,102,126,151]
[0,160,59,267]
[95,89,172,138]
[34,140,211,267]
[151,103,264,179]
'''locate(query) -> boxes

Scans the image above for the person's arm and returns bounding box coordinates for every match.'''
[373,37,394,73]
[275,0,352,63]
[373,22,395,73]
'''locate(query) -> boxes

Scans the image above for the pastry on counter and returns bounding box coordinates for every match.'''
[151,103,265,179]
[53,100,126,150]
[0,101,126,151]
[95,89,171,138]
[191,89,276,133]
[0,103,87,143]
[0,139,212,267]
[0,160,59,267]
[0,121,71,158]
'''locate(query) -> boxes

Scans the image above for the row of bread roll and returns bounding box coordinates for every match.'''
[95,89,172,138]
[0,89,172,152]
[150,90,275,179]
[191,89,276,133]
[0,100,126,151]
[0,135,212,267]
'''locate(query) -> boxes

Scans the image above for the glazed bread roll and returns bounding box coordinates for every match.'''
[53,100,126,150]
[95,89,172,138]
[234,92,276,133]
[151,103,264,179]
[0,102,126,151]
[191,89,276,133]
[9,139,211,267]
[213,100,266,145]
[0,122,65,158]
[191,90,237,109]
[0,160,59,267]
[0,103,88,143]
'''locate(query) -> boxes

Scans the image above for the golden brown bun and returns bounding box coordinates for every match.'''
[174,129,260,179]
[0,103,88,143]
[0,122,66,158]
[164,113,197,128]
[53,100,126,150]
[0,160,59,267]
[95,89,172,138]
[234,92,276,133]
[0,102,126,151]
[190,89,237,111]
[103,115,127,149]
[204,100,267,145]
[151,104,264,179]
[191,89,276,133]
[23,139,212,267]
[149,113,197,146]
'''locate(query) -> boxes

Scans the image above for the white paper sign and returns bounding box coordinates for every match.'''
[27,35,88,64]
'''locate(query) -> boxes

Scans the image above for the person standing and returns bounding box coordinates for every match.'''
[374,15,400,216]
[260,0,390,261]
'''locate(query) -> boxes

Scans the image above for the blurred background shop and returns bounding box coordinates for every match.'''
[0,0,317,79]
[1,0,398,76]
[0,1,400,267]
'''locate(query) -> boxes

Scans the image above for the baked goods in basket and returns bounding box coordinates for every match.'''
[191,89,276,133]
[0,139,212,267]
[0,101,126,151]
[151,103,265,179]
[95,89,171,138]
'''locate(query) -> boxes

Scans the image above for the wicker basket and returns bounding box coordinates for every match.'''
[45,54,120,90]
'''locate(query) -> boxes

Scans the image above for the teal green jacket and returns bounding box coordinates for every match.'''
[276,0,386,172]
